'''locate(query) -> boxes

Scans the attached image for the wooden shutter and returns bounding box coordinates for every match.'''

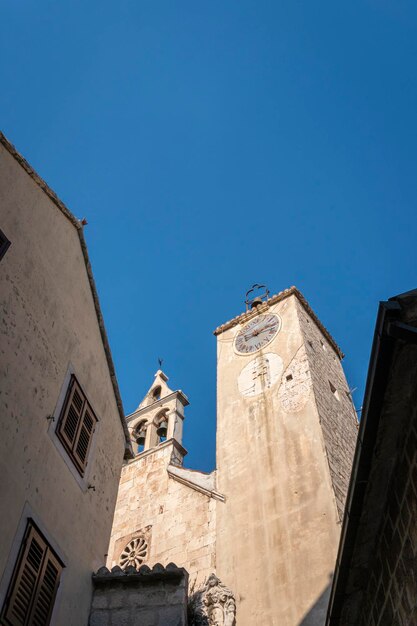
[73,406,96,471]
[2,523,63,626]
[29,552,61,626]
[58,378,85,451]
[57,376,97,475]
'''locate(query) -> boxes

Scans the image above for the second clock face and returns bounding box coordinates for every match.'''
[234,313,281,355]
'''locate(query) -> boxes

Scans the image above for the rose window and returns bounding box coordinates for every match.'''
[119,537,148,569]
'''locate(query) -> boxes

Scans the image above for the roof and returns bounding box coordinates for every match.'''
[326,288,417,624]
[214,285,344,359]
[92,562,187,583]
[0,132,133,459]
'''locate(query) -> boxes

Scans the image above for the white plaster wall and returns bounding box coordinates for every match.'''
[215,295,343,626]
[0,144,126,625]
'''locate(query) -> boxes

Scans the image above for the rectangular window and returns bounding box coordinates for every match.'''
[56,375,97,476]
[0,229,11,261]
[1,521,63,626]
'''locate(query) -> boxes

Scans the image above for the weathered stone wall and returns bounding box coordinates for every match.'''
[89,564,188,626]
[215,293,345,626]
[296,300,358,519]
[356,413,417,625]
[328,295,417,625]
[108,441,216,589]
[0,139,126,625]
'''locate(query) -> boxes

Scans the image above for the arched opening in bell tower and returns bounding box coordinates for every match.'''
[155,409,169,444]
[132,420,147,454]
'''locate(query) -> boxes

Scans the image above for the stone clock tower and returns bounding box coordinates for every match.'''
[107,285,357,626]
[214,286,358,626]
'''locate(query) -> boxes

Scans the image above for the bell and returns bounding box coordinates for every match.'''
[250,296,263,309]
[156,420,168,438]
[135,430,146,446]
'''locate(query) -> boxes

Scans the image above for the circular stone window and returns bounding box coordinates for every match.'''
[119,537,148,569]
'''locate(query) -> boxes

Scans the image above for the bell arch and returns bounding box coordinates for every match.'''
[125,369,189,455]
[132,419,148,454]
[154,409,169,444]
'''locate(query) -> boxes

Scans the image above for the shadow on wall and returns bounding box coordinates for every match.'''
[298,576,332,626]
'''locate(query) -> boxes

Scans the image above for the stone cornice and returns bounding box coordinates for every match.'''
[0,132,80,229]
[93,562,186,584]
[125,438,188,464]
[127,390,189,422]
[213,285,344,359]
[167,465,225,502]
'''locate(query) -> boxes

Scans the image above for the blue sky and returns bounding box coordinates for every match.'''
[2,1,417,471]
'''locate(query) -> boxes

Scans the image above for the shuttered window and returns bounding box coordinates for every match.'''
[1,521,63,626]
[56,376,97,476]
[0,229,11,261]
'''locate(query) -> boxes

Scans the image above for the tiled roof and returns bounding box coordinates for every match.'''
[93,562,186,582]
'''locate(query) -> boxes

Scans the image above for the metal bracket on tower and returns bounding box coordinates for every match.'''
[245,284,270,311]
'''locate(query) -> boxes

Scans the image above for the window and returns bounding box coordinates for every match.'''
[56,376,97,476]
[152,386,161,401]
[0,229,11,261]
[119,536,148,569]
[329,381,340,401]
[1,520,63,626]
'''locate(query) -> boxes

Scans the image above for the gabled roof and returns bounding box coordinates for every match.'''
[0,132,133,458]
[126,370,189,422]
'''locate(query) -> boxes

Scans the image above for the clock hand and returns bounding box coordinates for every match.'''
[249,324,275,338]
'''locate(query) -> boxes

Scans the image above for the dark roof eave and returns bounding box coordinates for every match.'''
[325,296,402,624]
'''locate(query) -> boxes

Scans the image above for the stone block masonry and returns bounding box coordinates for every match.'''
[89,563,188,626]
[358,418,417,626]
[108,441,217,589]
[215,292,351,626]
[296,300,358,520]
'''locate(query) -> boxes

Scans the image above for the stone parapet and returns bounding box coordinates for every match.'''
[89,563,188,626]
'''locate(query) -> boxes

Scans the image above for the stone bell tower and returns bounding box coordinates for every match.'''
[125,369,189,462]
[214,286,358,626]
[107,370,220,588]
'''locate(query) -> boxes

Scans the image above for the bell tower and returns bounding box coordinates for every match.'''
[214,286,358,626]
[107,370,220,587]
[127,369,188,459]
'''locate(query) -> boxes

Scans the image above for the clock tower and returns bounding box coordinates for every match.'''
[214,286,358,626]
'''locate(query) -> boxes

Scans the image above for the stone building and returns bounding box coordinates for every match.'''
[107,370,220,591]
[326,288,417,626]
[0,132,362,625]
[108,285,359,625]
[0,133,132,625]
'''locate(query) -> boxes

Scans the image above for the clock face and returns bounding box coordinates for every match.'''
[234,313,281,355]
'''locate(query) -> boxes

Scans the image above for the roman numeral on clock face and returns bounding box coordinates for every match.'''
[234,314,281,355]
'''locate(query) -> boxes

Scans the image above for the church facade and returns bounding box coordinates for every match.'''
[108,286,358,626]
